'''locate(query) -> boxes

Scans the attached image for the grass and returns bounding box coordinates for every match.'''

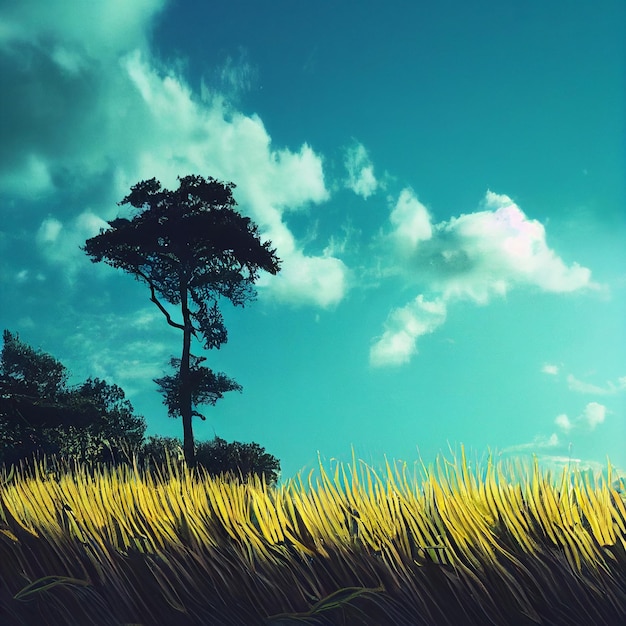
[0,450,625,625]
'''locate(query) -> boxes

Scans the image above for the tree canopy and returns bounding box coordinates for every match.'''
[84,175,281,465]
[0,330,146,466]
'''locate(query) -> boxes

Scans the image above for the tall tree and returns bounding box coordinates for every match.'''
[83,175,281,466]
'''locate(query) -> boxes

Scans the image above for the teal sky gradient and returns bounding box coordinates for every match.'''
[0,0,624,479]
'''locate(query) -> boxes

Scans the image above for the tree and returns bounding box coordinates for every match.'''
[1,329,67,403]
[137,435,281,485]
[0,331,146,466]
[83,175,281,466]
[62,378,146,462]
[196,437,281,485]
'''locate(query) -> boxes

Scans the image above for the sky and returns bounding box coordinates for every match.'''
[0,0,624,481]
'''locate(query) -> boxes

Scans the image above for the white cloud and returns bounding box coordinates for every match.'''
[370,296,446,367]
[36,211,109,275]
[436,191,595,302]
[0,4,347,309]
[554,402,608,433]
[214,49,257,99]
[389,188,433,251]
[554,413,572,432]
[115,54,341,308]
[502,433,560,454]
[567,374,626,395]
[372,190,599,366]
[37,218,63,244]
[344,142,378,199]
[264,252,348,309]
[0,0,165,58]
[65,311,170,396]
[581,402,606,429]
[542,363,560,375]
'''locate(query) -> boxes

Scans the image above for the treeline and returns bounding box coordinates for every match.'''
[0,331,280,484]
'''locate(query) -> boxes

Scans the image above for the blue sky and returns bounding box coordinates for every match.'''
[0,0,624,480]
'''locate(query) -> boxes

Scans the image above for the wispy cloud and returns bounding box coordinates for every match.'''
[370,296,446,367]
[567,374,626,395]
[64,309,171,396]
[541,363,560,375]
[36,211,109,278]
[344,142,378,199]
[501,433,560,454]
[370,190,600,366]
[206,47,257,101]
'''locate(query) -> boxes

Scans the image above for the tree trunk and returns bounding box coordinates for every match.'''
[179,282,195,467]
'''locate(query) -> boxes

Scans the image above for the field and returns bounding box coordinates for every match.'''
[1,452,625,625]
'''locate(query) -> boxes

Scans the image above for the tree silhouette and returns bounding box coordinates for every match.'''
[0,330,145,465]
[83,175,281,466]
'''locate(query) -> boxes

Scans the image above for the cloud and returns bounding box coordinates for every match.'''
[389,188,433,251]
[502,433,560,454]
[542,363,560,375]
[0,2,348,308]
[0,0,165,58]
[567,374,626,395]
[434,191,596,302]
[37,218,63,244]
[554,413,572,433]
[344,142,378,199]
[581,402,606,429]
[0,0,166,198]
[204,47,258,102]
[370,296,446,367]
[36,211,109,276]
[371,190,599,366]
[263,252,348,309]
[65,309,171,396]
[554,402,608,433]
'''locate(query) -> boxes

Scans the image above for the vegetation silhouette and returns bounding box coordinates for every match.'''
[0,331,281,482]
[83,175,281,466]
[0,330,145,466]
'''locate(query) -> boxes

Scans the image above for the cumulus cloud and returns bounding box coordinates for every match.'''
[554,402,608,433]
[263,252,348,309]
[0,1,347,308]
[0,0,165,53]
[542,363,560,375]
[389,188,433,251]
[432,191,595,302]
[371,190,599,366]
[0,0,166,197]
[554,413,572,433]
[581,402,606,429]
[370,296,446,367]
[344,142,378,199]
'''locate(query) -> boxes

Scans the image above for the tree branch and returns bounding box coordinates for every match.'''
[137,270,186,332]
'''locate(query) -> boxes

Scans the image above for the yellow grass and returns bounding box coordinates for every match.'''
[0,450,625,625]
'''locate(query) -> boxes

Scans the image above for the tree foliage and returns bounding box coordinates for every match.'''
[138,435,281,485]
[195,437,281,485]
[83,175,281,466]
[0,331,146,466]
[154,355,242,421]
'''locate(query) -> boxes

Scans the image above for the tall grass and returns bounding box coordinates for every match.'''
[0,450,625,625]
